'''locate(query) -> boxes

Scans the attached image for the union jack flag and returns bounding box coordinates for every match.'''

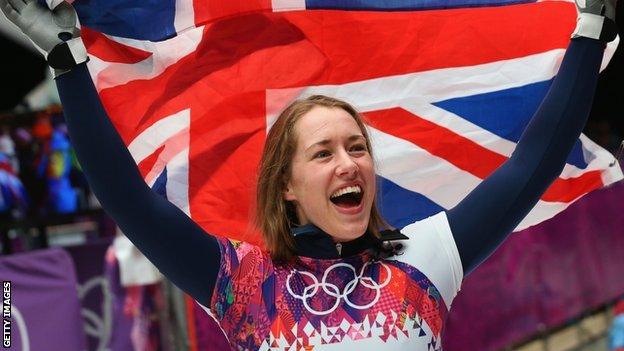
[72,0,622,247]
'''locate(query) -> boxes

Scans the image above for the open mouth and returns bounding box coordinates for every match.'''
[330,186,364,209]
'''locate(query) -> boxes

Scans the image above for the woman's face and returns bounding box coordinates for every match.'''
[284,106,376,242]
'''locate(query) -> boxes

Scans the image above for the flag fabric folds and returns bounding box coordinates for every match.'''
[74,0,622,246]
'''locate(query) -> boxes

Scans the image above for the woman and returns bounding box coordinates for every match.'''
[1,0,618,349]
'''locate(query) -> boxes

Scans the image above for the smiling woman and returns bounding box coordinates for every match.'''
[1,0,619,349]
[256,95,389,262]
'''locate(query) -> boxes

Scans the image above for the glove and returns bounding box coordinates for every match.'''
[0,0,88,77]
[43,0,64,10]
[572,0,619,42]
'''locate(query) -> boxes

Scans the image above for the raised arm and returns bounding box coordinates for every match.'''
[447,0,618,275]
[0,0,220,305]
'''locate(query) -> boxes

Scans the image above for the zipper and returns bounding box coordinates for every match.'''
[335,242,342,256]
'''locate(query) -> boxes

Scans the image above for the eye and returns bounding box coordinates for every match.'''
[350,143,368,152]
[314,150,331,159]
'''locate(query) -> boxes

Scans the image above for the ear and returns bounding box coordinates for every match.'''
[283,182,297,201]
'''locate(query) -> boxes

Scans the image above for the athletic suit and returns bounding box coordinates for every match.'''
[55,37,606,350]
[209,213,460,350]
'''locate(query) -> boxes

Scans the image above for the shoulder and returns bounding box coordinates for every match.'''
[389,212,464,308]
[400,212,452,237]
[210,237,274,315]
[214,236,271,264]
[213,237,273,277]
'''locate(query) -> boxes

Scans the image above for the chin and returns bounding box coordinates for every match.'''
[332,221,368,242]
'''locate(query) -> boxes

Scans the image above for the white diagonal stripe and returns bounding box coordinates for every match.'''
[266,49,565,141]
[127,109,192,216]
[371,123,623,232]
[128,109,190,163]
[266,48,622,178]
[293,49,566,107]
[87,28,204,91]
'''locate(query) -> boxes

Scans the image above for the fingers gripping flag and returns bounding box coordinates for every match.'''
[74,0,622,245]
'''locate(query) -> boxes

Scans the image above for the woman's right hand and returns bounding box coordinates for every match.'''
[0,0,87,76]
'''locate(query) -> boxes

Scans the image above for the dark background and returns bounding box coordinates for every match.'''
[0,36,46,110]
[586,0,624,151]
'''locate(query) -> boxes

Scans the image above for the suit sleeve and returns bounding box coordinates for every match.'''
[56,63,221,306]
[447,37,606,274]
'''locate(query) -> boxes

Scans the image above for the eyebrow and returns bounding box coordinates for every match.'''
[305,134,366,152]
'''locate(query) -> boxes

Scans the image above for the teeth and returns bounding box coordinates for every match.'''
[330,185,362,198]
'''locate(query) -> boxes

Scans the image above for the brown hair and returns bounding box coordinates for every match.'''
[255,95,389,262]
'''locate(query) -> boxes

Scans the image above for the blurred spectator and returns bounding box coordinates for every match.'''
[31,114,53,142]
[610,299,624,351]
[12,127,45,215]
[1,109,97,216]
[0,128,18,173]
[0,151,29,254]
[0,152,28,218]
[105,228,165,351]
[37,127,78,214]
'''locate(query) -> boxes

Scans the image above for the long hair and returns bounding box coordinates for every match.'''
[255,95,389,262]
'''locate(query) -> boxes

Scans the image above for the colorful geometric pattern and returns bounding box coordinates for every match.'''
[210,237,449,350]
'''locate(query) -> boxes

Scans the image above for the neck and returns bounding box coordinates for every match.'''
[291,223,387,259]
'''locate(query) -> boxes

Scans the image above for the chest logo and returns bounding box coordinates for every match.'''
[286,261,392,315]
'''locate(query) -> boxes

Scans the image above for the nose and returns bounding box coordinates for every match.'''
[335,150,358,178]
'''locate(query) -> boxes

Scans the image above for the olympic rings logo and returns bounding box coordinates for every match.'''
[286,261,392,316]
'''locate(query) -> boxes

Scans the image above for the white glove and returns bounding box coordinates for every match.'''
[44,0,65,10]
[572,0,618,41]
[0,0,88,77]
